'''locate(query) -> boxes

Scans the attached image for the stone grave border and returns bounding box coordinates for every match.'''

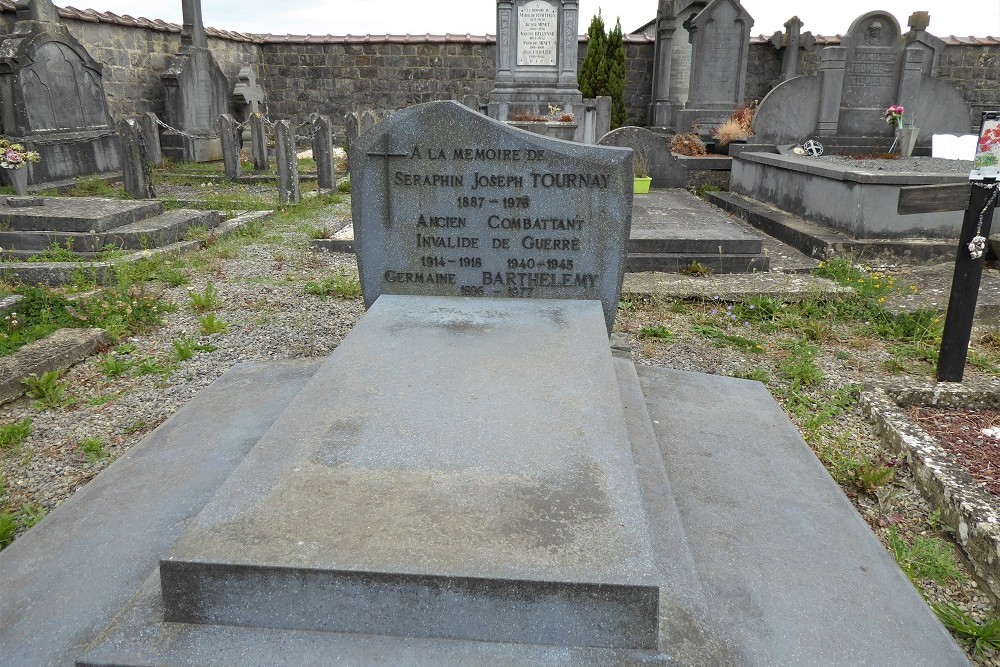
[0,209,272,286]
[862,380,1000,601]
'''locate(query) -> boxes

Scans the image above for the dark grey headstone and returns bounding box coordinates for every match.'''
[275,120,300,204]
[488,0,584,125]
[754,10,972,147]
[312,115,335,190]
[674,0,755,132]
[598,126,685,188]
[0,0,121,185]
[160,0,229,162]
[350,100,633,331]
[360,110,377,134]
[219,114,243,181]
[138,113,163,167]
[249,113,269,171]
[119,119,155,200]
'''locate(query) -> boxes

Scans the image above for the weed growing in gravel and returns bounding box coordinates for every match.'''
[308,225,333,239]
[933,602,1000,655]
[0,418,31,452]
[638,325,676,342]
[887,526,966,584]
[18,502,44,527]
[198,313,228,335]
[65,175,124,198]
[79,437,107,463]
[304,273,361,299]
[733,367,770,383]
[21,370,71,409]
[691,324,763,354]
[337,176,351,193]
[189,283,221,311]
[779,339,825,387]
[87,392,123,407]
[170,335,215,361]
[100,353,131,378]
[133,357,174,379]
[123,420,148,435]
[0,512,16,549]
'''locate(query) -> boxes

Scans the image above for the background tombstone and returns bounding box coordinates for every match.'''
[0,0,121,185]
[461,94,481,112]
[275,120,300,204]
[233,65,266,152]
[598,126,686,188]
[312,114,335,190]
[138,112,163,167]
[487,0,584,134]
[350,100,632,331]
[752,10,973,149]
[344,112,360,169]
[902,11,946,78]
[360,110,377,135]
[647,0,700,129]
[770,16,815,86]
[218,114,242,180]
[119,119,155,200]
[160,0,230,162]
[249,113,268,171]
[674,0,755,133]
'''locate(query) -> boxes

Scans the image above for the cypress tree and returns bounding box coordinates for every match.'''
[578,12,607,100]
[606,18,627,129]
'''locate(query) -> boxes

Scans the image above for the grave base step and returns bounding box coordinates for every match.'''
[627,236,763,255]
[0,209,221,255]
[710,191,959,262]
[626,252,770,274]
[0,198,163,233]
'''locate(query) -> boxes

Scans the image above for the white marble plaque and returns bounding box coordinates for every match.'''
[517,0,558,67]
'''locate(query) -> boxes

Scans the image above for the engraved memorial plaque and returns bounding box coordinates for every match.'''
[517,0,558,67]
[350,101,633,331]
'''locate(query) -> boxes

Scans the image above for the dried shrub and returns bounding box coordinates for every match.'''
[712,119,749,147]
[671,132,708,156]
[508,109,546,122]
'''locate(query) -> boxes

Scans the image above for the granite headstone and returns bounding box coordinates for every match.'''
[138,112,163,167]
[487,0,584,137]
[0,0,121,184]
[598,126,685,188]
[350,100,632,331]
[646,0,697,129]
[312,115,335,190]
[119,119,155,199]
[160,0,230,162]
[219,114,243,180]
[674,0,755,133]
[753,10,973,147]
[275,120,300,204]
[249,112,268,171]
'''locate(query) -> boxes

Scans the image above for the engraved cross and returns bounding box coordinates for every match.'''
[366,134,408,229]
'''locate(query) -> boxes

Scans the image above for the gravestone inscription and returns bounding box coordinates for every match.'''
[517,0,558,66]
[350,100,632,331]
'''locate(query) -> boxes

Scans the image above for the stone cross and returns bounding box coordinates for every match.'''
[233,66,265,117]
[14,0,60,23]
[181,0,208,49]
[770,16,815,84]
[908,11,931,32]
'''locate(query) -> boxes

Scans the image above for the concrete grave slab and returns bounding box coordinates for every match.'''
[350,100,633,331]
[161,295,661,649]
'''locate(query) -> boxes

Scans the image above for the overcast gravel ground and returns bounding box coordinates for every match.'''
[1,191,999,663]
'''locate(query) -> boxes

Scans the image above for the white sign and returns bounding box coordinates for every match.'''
[517,0,558,67]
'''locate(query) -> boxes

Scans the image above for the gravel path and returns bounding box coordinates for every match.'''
[811,154,974,174]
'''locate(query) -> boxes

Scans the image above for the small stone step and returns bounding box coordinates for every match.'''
[626,252,770,274]
[710,191,957,262]
[0,197,162,233]
[0,209,221,254]
[627,236,762,255]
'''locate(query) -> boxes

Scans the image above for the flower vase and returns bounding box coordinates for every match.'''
[5,168,27,195]
[898,127,920,157]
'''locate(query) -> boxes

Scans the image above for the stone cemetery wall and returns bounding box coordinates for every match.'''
[2,6,1000,143]
[0,7,261,122]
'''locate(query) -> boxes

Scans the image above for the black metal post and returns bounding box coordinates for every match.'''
[937,178,998,382]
